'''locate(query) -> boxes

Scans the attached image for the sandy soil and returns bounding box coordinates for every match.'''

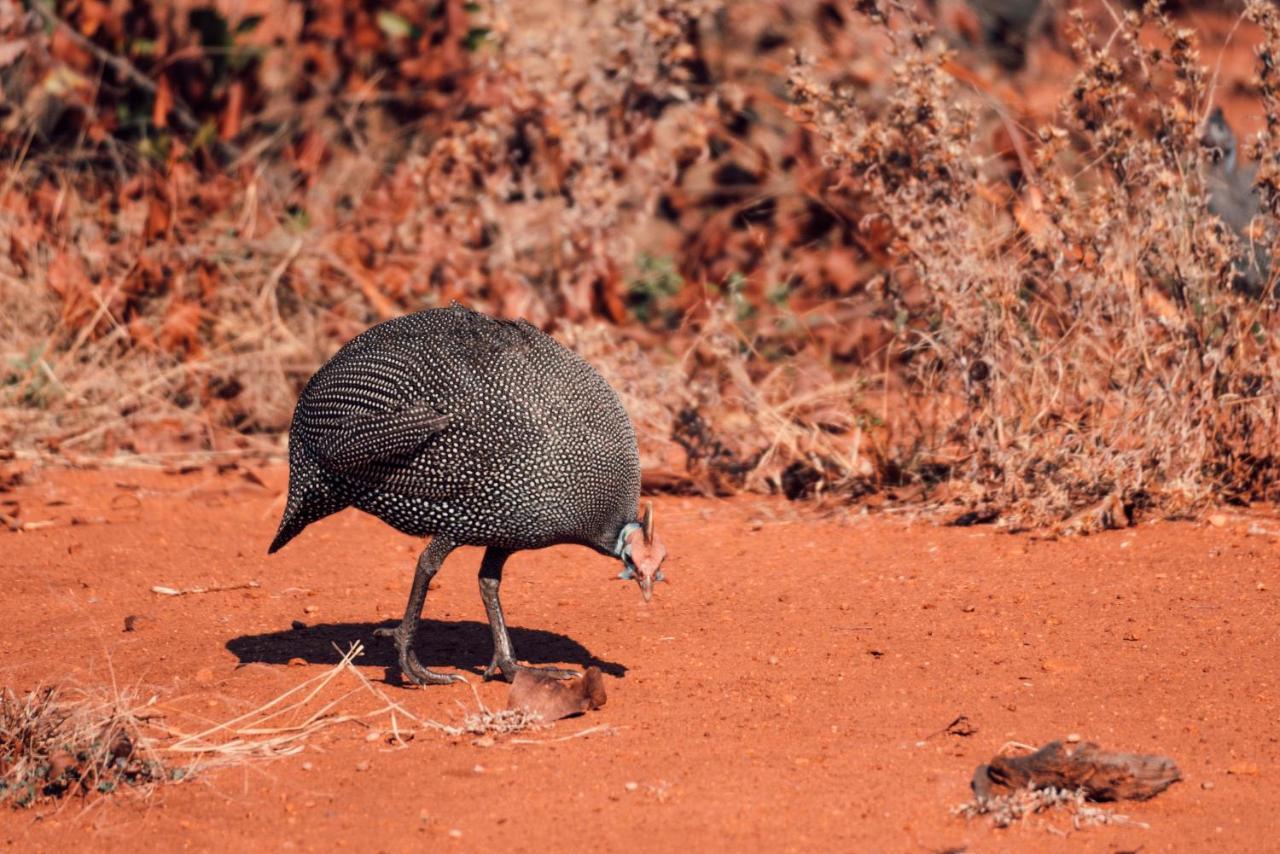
[0,466,1277,852]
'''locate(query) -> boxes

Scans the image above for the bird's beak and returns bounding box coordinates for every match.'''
[639,574,654,603]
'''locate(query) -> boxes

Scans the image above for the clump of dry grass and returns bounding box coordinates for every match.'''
[0,641,580,809]
[953,785,1148,832]
[0,684,169,808]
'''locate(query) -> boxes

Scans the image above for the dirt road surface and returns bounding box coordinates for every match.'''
[1,467,1277,851]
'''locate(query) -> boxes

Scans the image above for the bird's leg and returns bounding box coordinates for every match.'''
[478,548,576,682]
[373,535,465,686]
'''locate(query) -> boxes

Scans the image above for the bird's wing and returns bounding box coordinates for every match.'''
[308,402,452,473]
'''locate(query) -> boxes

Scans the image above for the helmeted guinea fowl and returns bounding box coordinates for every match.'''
[1202,107,1272,297]
[269,304,668,686]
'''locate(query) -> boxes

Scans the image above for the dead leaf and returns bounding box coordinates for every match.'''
[507,666,607,722]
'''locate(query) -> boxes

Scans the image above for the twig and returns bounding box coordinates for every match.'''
[151,580,261,596]
[510,723,618,744]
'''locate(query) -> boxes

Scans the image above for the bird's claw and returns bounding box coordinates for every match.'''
[376,624,466,686]
[484,656,578,683]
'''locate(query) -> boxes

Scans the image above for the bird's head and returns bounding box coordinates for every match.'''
[619,502,667,603]
[1202,107,1238,172]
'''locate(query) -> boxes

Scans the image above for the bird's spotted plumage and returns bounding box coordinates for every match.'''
[270,304,640,556]
[1202,108,1271,297]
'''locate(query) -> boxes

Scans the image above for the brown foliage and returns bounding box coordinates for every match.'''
[2,0,1278,528]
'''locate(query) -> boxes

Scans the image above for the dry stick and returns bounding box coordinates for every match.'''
[169,644,361,750]
[151,580,261,596]
[28,4,241,162]
[510,724,617,745]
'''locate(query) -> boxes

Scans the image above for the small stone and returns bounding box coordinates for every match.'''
[748,518,764,531]
[474,736,495,748]
[303,604,318,614]
[1258,582,1267,592]
[355,760,371,772]
[624,781,639,792]
[1065,733,1081,743]
[472,764,485,774]
[301,762,314,771]
[123,614,154,632]
[291,620,307,630]
[1208,513,1228,528]
[365,731,381,742]
[288,657,306,667]
[962,604,976,613]
[448,830,462,839]
[1227,763,1260,777]
[1201,780,1215,790]
[767,655,779,666]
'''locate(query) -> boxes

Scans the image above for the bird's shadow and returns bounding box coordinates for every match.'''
[225,619,628,682]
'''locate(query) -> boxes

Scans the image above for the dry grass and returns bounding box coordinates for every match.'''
[0,683,170,808]
[953,785,1149,832]
[0,641,600,809]
[2,0,1278,529]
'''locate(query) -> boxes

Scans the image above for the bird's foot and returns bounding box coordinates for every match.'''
[374,625,466,686]
[483,655,578,683]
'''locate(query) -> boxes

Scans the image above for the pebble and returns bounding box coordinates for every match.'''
[624,781,639,792]
[1201,780,1215,790]
[365,731,381,742]
[303,604,318,614]
[301,762,313,771]
[448,829,462,839]
[1208,513,1227,527]
[1066,733,1081,743]
[355,760,371,772]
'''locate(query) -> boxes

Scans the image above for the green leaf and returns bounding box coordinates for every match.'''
[463,26,490,51]
[377,11,415,39]
[192,121,218,152]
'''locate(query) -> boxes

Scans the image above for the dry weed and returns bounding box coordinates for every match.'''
[953,784,1148,831]
[0,684,170,808]
[3,1,1279,529]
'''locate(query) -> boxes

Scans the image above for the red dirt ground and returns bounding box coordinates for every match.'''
[1,466,1278,852]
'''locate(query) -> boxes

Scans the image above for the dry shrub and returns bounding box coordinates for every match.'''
[0,685,169,808]
[777,0,1280,527]
[2,0,1279,529]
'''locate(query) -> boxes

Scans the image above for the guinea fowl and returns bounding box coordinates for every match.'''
[1202,107,1272,297]
[269,304,668,686]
